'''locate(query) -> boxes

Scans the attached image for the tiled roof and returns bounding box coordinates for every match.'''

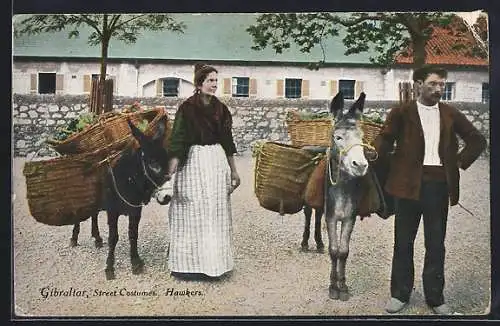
[395,22,488,66]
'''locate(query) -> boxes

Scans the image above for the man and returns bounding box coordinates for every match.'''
[374,66,487,314]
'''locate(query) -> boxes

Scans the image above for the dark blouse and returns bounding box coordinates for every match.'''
[169,93,237,165]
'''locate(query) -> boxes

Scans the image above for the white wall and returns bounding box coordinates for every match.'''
[392,67,488,102]
[12,61,489,102]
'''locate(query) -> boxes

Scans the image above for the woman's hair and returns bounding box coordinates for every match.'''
[194,63,218,88]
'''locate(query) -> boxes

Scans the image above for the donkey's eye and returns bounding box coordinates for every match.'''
[335,136,343,141]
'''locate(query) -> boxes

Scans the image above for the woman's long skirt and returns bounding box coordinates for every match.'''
[167,144,234,277]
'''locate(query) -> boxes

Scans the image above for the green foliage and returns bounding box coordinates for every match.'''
[286,111,332,120]
[136,119,149,132]
[361,112,384,124]
[287,110,384,124]
[246,12,479,68]
[51,113,98,141]
[14,14,186,47]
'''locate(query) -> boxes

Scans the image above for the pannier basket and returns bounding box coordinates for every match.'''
[286,111,334,147]
[254,141,324,215]
[358,120,383,145]
[46,108,171,155]
[23,139,130,226]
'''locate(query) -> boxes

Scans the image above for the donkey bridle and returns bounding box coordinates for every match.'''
[107,151,165,208]
[327,142,378,186]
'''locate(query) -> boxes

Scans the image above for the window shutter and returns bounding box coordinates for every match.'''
[156,79,163,97]
[301,79,309,97]
[249,78,257,96]
[55,74,64,94]
[30,73,38,94]
[330,80,338,96]
[223,78,231,95]
[355,80,364,98]
[276,79,284,97]
[83,74,91,93]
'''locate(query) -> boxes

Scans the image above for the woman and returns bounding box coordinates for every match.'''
[166,63,241,279]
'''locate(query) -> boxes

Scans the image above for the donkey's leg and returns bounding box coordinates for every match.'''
[337,216,356,301]
[326,216,340,299]
[91,213,103,248]
[301,206,312,251]
[70,223,80,247]
[105,212,119,280]
[129,212,144,275]
[314,208,325,253]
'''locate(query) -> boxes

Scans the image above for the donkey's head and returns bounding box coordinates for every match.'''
[123,116,170,203]
[329,91,369,178]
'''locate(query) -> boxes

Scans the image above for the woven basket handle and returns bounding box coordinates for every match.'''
[27,141,62,162]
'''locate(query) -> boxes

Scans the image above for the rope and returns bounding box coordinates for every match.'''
[457,202,475,216]
[108,161,143,208]
[327,142,378,186]
[140,152,162,189]
[106,153,164,208]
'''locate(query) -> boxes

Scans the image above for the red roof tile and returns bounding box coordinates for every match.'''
[395,22,488,66]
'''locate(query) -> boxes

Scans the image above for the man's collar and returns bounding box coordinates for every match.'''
[417,101,439,110]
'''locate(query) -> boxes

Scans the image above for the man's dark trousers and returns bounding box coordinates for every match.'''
[390,168,449,307]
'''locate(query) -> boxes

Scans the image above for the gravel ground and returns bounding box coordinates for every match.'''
[12,154,491,318]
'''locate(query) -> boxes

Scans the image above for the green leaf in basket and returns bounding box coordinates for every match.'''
[291,111,332,120]
[362,112,385,124]
[136,119,149,132]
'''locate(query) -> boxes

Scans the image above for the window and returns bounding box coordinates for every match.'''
[482,83,489,104]
[232,77,249,97]
[441,82,455,101]
[285,78,302,98]
[38,73,56,94]
[339,79,355,99]
[162,78,179,97]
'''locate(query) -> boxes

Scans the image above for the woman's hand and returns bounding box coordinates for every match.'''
[230,171,240,193]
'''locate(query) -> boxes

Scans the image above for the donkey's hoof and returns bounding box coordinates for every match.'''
[316,244,325,253]
[69,239,78,247]
[339,290,350,301]
[131,259,145,275]
[105,269,115,280]
[329,286,340,300]
[300,243,309,252]
[94,238,104,248]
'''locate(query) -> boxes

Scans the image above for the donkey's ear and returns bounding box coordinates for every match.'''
[330,91,344,119]
[152,116,166,141]
[348,92,366,117]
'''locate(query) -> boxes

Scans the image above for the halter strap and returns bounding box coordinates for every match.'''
[327,142,378,185]
[108,151,164,208]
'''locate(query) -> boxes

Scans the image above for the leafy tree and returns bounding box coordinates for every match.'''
[246,12,488,70]
[14,14,186,114]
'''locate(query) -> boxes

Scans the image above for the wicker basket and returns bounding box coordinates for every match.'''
[358,120,383,144]
[23,139,131,226]
[254,142,323,215]
[47,108,171,155]
[286,112,334,147]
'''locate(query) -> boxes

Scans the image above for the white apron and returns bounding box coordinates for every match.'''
[167,144,234,276]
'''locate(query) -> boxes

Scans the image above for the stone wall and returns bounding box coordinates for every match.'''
[12,94,490,157]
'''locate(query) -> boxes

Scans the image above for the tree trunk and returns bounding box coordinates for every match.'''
[97,14,110,115]
[412,35,427,68]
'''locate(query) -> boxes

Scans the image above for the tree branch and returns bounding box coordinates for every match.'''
[78,14,103,37]
[112,14,147,30]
